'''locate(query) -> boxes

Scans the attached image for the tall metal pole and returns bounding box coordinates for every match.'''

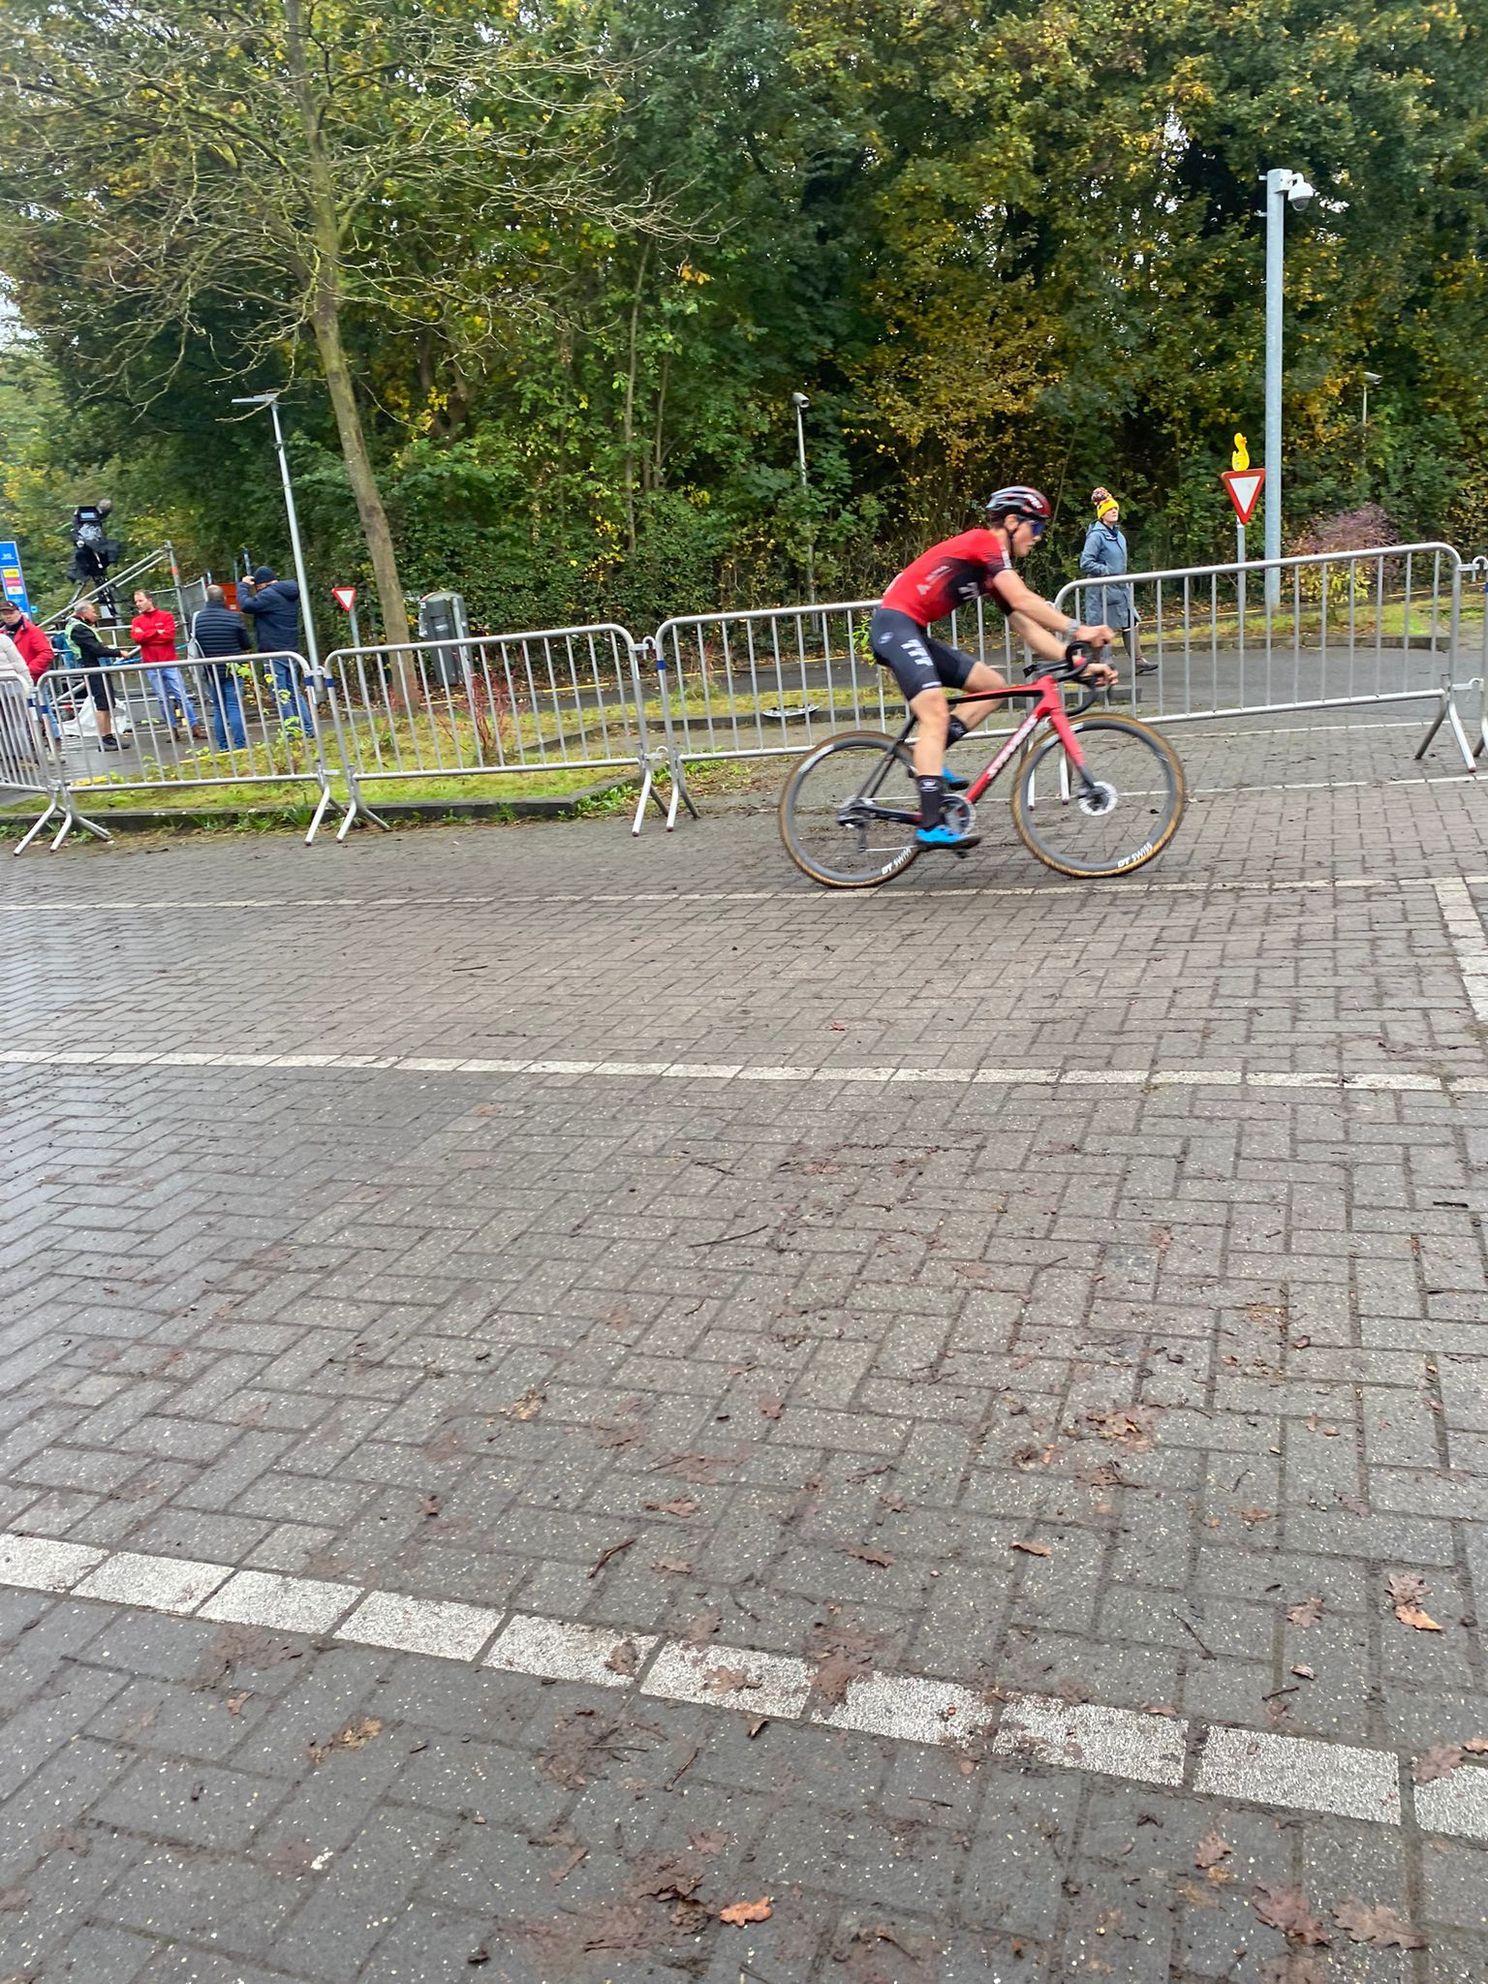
[1263,168,1286,608]
[264,398,320,669]
[793,392,816,606]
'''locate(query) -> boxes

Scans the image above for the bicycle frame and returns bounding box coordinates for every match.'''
[852,674,1098,816]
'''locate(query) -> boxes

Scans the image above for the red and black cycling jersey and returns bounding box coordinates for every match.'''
[881,528,1013,627]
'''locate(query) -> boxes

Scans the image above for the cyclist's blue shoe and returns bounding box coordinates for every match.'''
[915,823,981,850]
[941,767,970,791]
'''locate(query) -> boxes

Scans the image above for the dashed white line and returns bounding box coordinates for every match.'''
[1,1527,1483,1840]
[1434,877,1488,1025]
[0,1043,1478,1098]
[3,869,1488,915]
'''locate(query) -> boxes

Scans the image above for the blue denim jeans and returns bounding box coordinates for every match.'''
[207,664,247,750]
[149,665,199,732]
[270,658,315,735]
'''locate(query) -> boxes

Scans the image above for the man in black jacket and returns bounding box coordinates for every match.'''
[63,602,129,751]
[238,565,313,732]
[190,586,252,749]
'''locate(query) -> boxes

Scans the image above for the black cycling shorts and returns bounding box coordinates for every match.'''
[869,606,977,701]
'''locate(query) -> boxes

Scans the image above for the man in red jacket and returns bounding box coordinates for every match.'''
[129,588,204,740]
[0,597,56,682]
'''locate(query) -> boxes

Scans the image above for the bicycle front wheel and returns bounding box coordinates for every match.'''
[1011,714,1185,878]
[779,731,923,888]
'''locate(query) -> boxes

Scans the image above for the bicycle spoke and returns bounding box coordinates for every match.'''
[1012,716,1184,878]
[779,734,921,887]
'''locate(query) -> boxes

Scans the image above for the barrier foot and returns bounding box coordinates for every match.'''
[630,762,655,837]
[664,752,699,832]
[1415,688,1479,773]
[334,776,392,844]
[13,794,63,856]
[14,791,111,856]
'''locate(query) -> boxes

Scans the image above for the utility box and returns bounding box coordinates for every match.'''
[418,592,472,688]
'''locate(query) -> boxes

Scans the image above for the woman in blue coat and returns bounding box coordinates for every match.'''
[1080,489,1155,674]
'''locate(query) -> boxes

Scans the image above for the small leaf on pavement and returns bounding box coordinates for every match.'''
[503,1389,543,1421]
[1252,1882,1330,1946]
[1010,1540,1052,1557]
[1394,1604,1443,1632]
[1286,1596,1323,1628]
[605,1639,639,1677]
[1331,1898,1426,1948]
[1463,1735,1488,1754]
[844,1544,894,1567]
[644,1497,700,1518]
[719,1897,773,1926]
[1412,1743,1463,1784]
[1194,1830,1231,1870]
[1385,1571,1428,1607]
[757,1396,784,1420]
[704,1666,761,1693]
[652,1557,693,1574]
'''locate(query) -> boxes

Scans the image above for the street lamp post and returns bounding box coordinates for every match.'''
[1262,167,1315,606]
[230,391,320,669]
[792,390,816,605]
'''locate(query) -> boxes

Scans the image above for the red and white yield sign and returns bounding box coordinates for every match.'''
[331,585,357,612]
[1221,466,1265,526]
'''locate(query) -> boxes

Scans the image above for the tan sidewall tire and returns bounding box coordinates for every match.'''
[778,731,923,889]
[1010,713,1186,879]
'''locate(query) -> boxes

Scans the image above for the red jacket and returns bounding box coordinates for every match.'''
[130,607,177,665]
[7,615,55,682]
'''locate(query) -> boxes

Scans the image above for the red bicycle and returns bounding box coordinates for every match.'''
[778,657,1186,887]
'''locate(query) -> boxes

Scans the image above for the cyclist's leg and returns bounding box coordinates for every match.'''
[868,608,958,833]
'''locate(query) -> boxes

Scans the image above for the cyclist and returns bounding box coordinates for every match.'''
[871,486,1118,848]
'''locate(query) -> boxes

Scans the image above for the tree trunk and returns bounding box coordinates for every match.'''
[285,0,409,650]
[311,296,410,649]
[621,245,649,555]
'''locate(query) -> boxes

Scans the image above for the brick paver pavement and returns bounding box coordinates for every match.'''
[0,745,1486,1981]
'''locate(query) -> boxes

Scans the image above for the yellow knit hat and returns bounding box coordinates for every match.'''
[1093,487,1119,521]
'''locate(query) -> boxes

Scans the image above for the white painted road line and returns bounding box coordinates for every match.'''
[1194,1726,1402,1826]
[0,1043,1480,1098]
[4,868,1488,916]
[2,1526,1483,1839]
[1434,877,1488,1026]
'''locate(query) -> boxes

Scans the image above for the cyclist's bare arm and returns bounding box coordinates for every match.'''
[993,570,1115,652]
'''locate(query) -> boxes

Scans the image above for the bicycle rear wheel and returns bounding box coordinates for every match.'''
[1011,713,1185,878]
[778,731,923,887]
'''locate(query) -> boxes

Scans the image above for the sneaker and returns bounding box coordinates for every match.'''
[941,767,970,791]
[915,823,981,850]
[1135,660,1158,676]
[100,735,121,751]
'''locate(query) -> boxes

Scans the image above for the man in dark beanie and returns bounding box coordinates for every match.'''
[238,565,313,731]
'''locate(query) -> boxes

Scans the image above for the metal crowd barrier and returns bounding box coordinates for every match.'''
[25,651,347,848]
[644,595,1021,821]
[1052,541,1472,741]
[0,679,103,855]
[319,624,661,840]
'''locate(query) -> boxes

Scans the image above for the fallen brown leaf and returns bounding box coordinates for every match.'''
[747,1716,768,1738]
[1193,1830,1231,1870]
[719,1897,772,1926]
[1463,1735,1488,1754]
[1385,1570,1427,1607]
[604,1639,639,1677]
[688,1828,728,1855]
[418,1494,442,1519]
[644,1497,699,1518]
[504,1389,543,1421]
[225,1691,250,1714]
[844,1544,894,1567]
[1286,1596,1323,1628]
[308,1716,382,1765]
[652,1557,693,1575]
[1331,1898,1426,1949]
[704,1666,761,1694]
[1412,1743,1463,1784]
[1238,1506,1274,1527]
[1290,1664,1314,1680]
[757,1396,784,1420]
[1010,1540,1052,1557]
[807,1648,869,1706]
[683,1608,722,1645]
[1252,1882,1330,1946]
[1394,1604,1443,1632]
